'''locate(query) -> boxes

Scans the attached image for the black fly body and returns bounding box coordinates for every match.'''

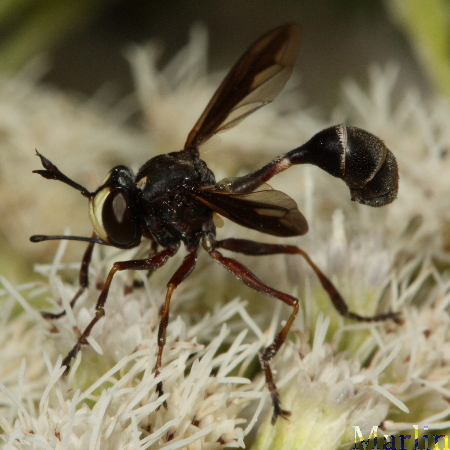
[31,24,400,423]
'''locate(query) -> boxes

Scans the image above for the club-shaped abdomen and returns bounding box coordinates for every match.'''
[287,125,399,207]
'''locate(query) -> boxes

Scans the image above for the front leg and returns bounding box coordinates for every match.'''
[41,239,95,320]
[61,245,179,373]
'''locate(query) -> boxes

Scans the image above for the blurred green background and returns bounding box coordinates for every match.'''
[0,0,445,110]
[0,0,449,285]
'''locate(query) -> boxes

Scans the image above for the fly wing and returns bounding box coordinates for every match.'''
[184,24,301,152]
[193,186,308,237]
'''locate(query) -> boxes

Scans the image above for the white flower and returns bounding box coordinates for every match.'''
[2,25,450,450]
[1,240,268,449]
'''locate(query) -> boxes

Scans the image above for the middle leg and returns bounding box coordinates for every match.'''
[154,247,198,404]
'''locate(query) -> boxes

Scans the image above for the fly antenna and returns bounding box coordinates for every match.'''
[30,234,106,245]
[33,150,92,199]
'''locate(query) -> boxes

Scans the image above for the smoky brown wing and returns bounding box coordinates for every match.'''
[184,24,301,152]
[193,188,308,237]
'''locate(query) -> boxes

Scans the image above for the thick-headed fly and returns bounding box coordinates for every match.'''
[31,24,400,424]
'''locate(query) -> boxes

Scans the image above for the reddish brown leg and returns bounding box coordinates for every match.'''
[208,247,298,424]
[216,238,402,323]
[155,248,198,406]
[211,238,401,424]
[41,239,95,320]
[61,245,179,373]
[127,237,160,293]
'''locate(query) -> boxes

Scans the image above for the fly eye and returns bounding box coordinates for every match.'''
[89,186,139,248]
[101,188,138,247]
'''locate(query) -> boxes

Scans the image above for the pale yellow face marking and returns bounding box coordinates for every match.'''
[88,187,110,242]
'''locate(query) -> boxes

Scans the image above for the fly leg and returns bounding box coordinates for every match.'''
[216,238,401,323]
[41,239,95,320]
[126,237,160,293]
[211,238,401,424]
[154,247,198,406]
[207,245,298,424]
[61,245,178,373]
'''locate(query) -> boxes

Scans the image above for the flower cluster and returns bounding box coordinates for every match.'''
[1,27,450,449]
